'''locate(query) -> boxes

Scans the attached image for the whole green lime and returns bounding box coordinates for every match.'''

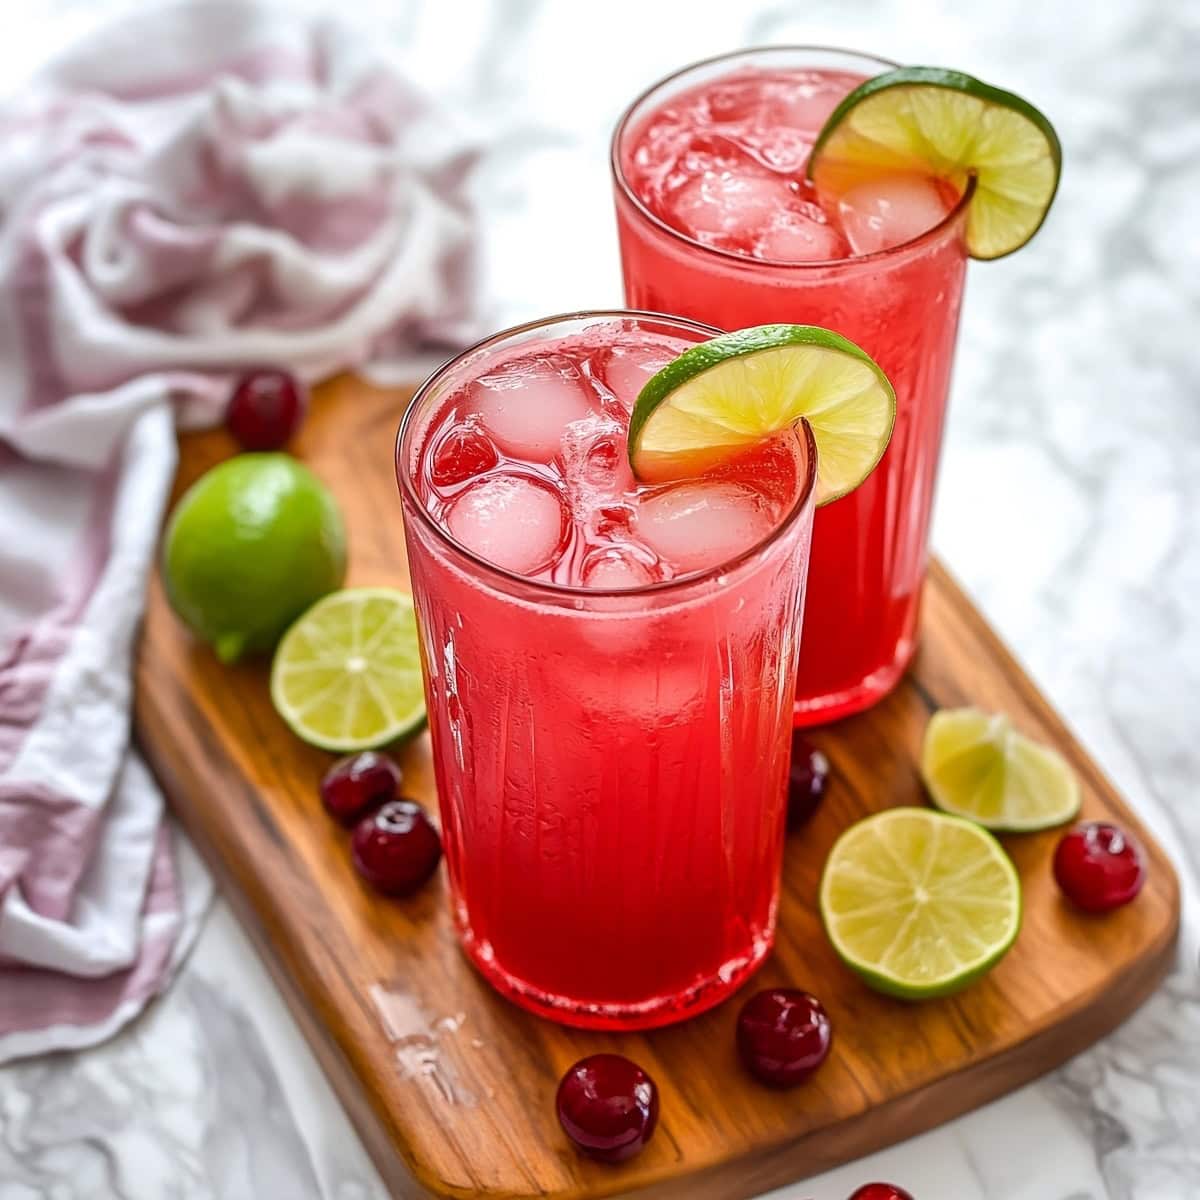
[163,454,347,663]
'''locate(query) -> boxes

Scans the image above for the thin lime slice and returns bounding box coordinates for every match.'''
[628,324,895,506]
[270,588,426,753]
[819,807,1021,999]
[808,66,1061,260]
[920,707,1080,832]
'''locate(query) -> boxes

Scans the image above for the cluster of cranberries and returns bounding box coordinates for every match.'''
[319,752,441,896]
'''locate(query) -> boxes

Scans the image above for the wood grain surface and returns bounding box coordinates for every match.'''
[134,374,1180,1200]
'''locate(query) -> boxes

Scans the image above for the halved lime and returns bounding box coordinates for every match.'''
[819,807,1021,999]
[628,324,895,505]
[808,66,1061,260]
[270,588,426,753]
[920,707,1080,832]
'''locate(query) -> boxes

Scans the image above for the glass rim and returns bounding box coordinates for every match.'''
[610,44,976,270]
[396,308,819,603]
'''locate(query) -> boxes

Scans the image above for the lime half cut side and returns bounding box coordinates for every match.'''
[628,324,896,506]
[921,707,1081,832]
[270,587,426,753]
[808,66,1061,260]
[819,807,1021,999]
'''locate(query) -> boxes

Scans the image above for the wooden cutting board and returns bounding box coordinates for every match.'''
[134,375,1180,1200]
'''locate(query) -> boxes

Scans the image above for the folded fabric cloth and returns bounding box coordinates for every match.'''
[0,0,478,1062]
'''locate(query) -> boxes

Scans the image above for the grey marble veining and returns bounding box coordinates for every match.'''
[0,973,322,1199]
[1,903,385,1200]
[1,1,1198,1198]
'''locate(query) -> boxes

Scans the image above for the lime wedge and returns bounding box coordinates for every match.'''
[628,324,895,505]
[819,807,1021,999]
[920,707,1080,832]
[270,588,426,753]
[808,66,1061,260]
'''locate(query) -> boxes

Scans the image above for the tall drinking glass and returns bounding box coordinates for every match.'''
[397,311,817,1029]
[612,47,971,724]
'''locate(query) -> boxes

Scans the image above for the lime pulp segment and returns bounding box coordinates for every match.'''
[808,66,1062,260]
[628,324,896,506]
[270,588,426,753]
[819,807,1022,999]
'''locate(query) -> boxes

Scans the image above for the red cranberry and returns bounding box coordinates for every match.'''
[320,752,401,826]
[1053,821,1145,913]
[788,735,830,827]
[226,369,306,450]
[736,988,832,1087]
[849,1186,915,1200]
[556,1054,659,1164]
[431,425,498,487]
[351,800,441,896]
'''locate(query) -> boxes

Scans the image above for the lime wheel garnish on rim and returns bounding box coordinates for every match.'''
[808,66,1061,260]
[628,324,896,506]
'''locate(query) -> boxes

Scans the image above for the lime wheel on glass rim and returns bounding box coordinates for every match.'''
[628,323,896,504]
[808,65,1062,260]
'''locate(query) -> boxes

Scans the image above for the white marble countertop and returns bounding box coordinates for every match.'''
[2,1,1198,1198]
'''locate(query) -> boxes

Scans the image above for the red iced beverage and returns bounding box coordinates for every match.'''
[613,48,970,723]
[397,313,816,1029]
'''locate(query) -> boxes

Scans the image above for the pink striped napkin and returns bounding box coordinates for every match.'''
[0,0,478,1062]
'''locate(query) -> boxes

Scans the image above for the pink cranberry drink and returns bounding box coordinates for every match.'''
[397,312,816,1029]
[613,48,971,724]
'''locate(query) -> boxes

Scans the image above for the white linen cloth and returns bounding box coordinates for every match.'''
[0,0,478,1062]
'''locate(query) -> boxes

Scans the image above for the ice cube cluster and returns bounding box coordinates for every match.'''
[422,334,787,588]
[624,66,952,262]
